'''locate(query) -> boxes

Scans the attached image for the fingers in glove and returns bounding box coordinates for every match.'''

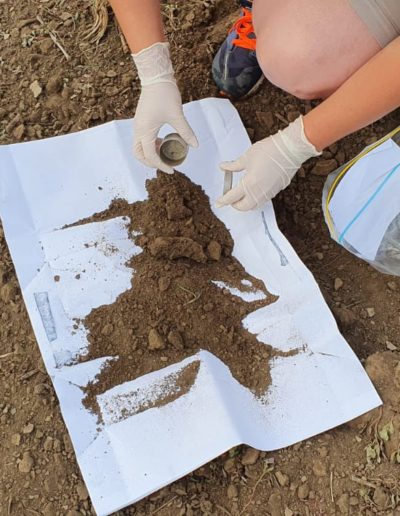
[171,116,198,148]
[219,155,246,173]
[133,139,146,164]
[232,195,257,211]
[216,180,245,208]
[142,139,175,174]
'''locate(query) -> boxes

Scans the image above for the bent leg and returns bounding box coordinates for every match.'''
[252,0,381,99]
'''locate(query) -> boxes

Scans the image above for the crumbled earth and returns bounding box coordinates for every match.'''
[1,1,400,515]
[79,171,276,418]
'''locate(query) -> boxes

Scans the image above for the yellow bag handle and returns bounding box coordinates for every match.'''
[324,126,400,238]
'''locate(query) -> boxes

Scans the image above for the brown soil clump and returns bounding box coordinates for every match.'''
[80,171,276,417]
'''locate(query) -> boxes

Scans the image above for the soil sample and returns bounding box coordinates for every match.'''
[79,171,277,418]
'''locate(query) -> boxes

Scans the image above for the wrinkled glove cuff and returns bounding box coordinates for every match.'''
[278,116,322,168]
[132,42,176,86]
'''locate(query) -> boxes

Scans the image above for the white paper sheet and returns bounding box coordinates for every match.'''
[329,138,400,260]
[0,99,381,516]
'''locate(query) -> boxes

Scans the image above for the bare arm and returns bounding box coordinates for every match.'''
[304,36,400,151]
[108,0,165,53]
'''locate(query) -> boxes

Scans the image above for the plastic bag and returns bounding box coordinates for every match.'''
[323,127,400,275]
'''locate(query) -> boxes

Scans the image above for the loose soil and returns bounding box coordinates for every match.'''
[79,171,276,418]
[1,1,400,515]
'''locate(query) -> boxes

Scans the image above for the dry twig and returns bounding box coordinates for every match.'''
[151,495,178,515]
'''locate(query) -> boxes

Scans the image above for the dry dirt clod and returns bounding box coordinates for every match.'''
[11,433,21,446]
[149,236,207,263]
[167,330,184,349]
[366,307,375,318]
[158,276,171,292]
[268,492,282,516]
[311,159,338,176]
[22,422,34,434]
[312,459,327,477]
[207,240,222,261]
[30,80,42,98]
[19,451,34,473]
[76,481,89,501]
[334,277,344,291]
[223,458,236,473]
[46,75,64,94]
[13,124,25,140]
[227,483,238,499]
[275,470,289,487]
[297,483,309,500]
[336,493,349,514]
[241,447,260,466]
[148,329,166,350]
[373,487,390,509]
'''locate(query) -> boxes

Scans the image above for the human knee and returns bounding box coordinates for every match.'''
[256,36,331,100]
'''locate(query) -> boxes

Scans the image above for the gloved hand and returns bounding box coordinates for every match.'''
[216,116,321,211]
[132,42,198,174]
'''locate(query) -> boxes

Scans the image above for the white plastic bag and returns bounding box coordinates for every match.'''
[323,127,400,275]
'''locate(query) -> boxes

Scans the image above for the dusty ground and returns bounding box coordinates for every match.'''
[1,1,400,515]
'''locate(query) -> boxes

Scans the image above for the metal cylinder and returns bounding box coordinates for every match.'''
[159,133,188,167]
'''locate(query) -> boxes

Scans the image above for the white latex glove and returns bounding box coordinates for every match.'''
[132,42,198,174]
[216,116,321,211]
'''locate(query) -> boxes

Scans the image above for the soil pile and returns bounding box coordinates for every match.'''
[80,171,276,417]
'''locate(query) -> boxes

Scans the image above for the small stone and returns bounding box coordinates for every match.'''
[386,341,398,351]
[241,447,260,466]
[11,433,21,446]
[297,484,309,500]
[22,423,34,434]
[148,329,165,350]
[30,80,42,98]
[373,487,390,509]
[227,484,238,499]
[76,481,89,501]
[207,240,222,261]
[13,124,25,140]
[312,459,327,477]
[19,452,34,473]
[334,277,344,291]
[54,275,60,282]
[167,330,184,349]
[311,159,338,176]
[366,307,375,318]
[158,276,171,292]
[315,252,324,260]
[275,470,289,487]
[106,70,117,78]
[387,281,397,291]
[284,509,294,516]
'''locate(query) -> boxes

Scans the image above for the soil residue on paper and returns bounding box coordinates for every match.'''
[79,171,277,418]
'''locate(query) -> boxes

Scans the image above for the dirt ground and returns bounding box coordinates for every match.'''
[1,1,400,515]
